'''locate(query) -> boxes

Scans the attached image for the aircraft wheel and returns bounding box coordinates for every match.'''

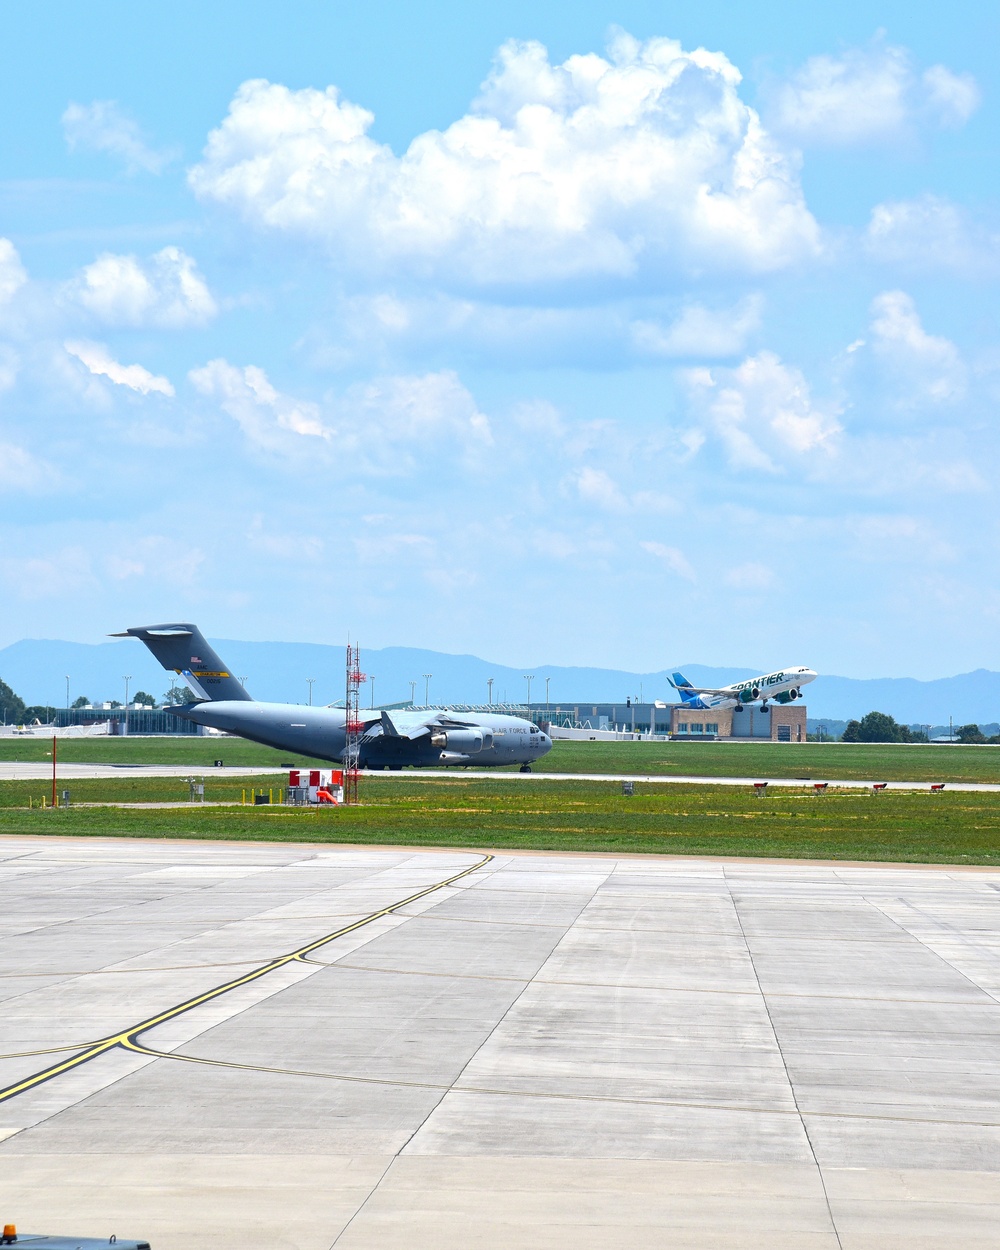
[519,764,532,773]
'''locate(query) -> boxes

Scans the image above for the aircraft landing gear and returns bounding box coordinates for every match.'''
[519,764,532,773]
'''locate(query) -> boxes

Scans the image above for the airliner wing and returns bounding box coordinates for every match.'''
[667,679,731,696]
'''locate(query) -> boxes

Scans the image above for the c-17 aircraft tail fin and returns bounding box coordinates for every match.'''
[110,623,253,703]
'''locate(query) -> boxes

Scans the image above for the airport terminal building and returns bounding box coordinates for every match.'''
[536,701,807,741]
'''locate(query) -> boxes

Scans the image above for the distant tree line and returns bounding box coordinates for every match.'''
[840,711,1000,744]
[0,677,61,726]
[841,712,928,743]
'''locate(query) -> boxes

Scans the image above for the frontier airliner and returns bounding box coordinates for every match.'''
[669,666,817,712]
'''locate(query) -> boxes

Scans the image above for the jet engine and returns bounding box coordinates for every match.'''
[429,727,493,753]
[739,687,760,704]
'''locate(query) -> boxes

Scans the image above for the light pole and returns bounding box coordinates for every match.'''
[370,676,376,709]
[307,678,316,706]
[123,675,131,737]
[239,676,248,689]
[423,673,432,705]
[487,677,494,706]
[524,674,534,709]
[545,676,550,722]
[65,675,70,725]
[409,680,416,705]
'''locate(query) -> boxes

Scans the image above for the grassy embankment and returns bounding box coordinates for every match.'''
[0,774,998,864]
[2,735,1000,782]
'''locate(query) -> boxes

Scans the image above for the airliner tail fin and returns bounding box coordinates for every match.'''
[669,671,699,704]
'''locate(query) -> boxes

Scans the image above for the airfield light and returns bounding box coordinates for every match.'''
[524,674,534,708]
[3,1225,16,1242]
[423,673,432,705]
[307,678,316,706]
[487,677,494,706]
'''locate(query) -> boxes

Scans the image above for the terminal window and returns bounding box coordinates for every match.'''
[706,723,718,734]
[677,724,689,733]
[691,723,704,733]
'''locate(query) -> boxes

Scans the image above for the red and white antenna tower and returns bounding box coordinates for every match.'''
[344,643,366,805]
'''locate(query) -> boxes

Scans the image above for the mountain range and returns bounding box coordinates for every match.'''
[1,636,998,725]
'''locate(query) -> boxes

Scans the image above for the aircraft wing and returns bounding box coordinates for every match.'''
[667,679,732,696]
[379,710,484,739]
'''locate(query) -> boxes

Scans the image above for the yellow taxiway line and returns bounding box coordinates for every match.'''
[0,853,492,1106]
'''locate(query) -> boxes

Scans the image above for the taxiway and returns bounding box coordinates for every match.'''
[1,838,998,1248]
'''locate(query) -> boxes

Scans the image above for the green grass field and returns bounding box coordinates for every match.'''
[0,775,998,864]
[0,735,320,768]
[2,734,1000,782]
[528,740,1000,783]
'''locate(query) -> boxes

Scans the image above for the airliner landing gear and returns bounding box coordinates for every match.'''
[520,764,532,773]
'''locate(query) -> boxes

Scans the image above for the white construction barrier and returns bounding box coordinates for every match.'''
[288,768,345,805]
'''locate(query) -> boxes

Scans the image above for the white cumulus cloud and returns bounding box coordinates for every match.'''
[765,41,979,146]
[188,32,820,284]
[868,291,965,405]
[684,351,842,472]
[190,360,492,470]
[65,340,175,396]
[69,247,217,327]
[0,238,27,303]
[921,65,981,128]
[0,442,56,492]
[62,100,174,174]
[189,360,328,452]
[572,467,629,512]
[864,195,1000,276]
[640,541,696,580]
[631,296,762,358]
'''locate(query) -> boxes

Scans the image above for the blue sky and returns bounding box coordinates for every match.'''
[0,1,997,678]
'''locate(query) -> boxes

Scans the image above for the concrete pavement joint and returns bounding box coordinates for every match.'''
[726,863,845,1248]
[0,853,493,1107]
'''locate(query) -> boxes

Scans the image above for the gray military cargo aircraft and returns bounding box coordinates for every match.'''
[113,623,552,771]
